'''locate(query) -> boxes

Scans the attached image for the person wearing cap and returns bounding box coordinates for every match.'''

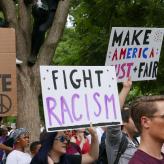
[6,128,31,164]
[26,0,59,65]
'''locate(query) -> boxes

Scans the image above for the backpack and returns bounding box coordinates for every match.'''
[113,133,128,164]
[97,132,128,164]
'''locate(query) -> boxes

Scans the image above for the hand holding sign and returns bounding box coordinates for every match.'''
[119,77,132,109]
[87,122,99,161]
[123,77,132,89]
[87,122,97,138]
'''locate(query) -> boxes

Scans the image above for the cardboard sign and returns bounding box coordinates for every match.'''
[40,66,122,132]
[105,27,164,82]
[0,28,17,116]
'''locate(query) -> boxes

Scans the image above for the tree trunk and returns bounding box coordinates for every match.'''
[17,68,40,141]
[0,0,71,141]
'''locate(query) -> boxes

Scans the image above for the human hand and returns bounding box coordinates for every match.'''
[123,77,132,89]
[87,123,97,137]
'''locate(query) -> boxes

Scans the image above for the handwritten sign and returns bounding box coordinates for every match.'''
[40,66,121,132]
[105,27,164,82]
[0,28,17,116]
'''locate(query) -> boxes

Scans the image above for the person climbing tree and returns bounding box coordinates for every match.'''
[26,0,59,65]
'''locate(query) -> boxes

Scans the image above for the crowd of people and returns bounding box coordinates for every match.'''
[0,78,163,164]
[0,0,164,164]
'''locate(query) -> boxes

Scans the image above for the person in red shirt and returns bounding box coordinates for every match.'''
[71,129,90,154]
[129,96,164,164]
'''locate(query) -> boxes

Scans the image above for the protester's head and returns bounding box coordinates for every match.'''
[35,131,69,163]
[121,106,131,123]
[121,106,138,136]
[47,131,69,154]
[64,130,73,138]
[30,141,41,156]
[7,128,30,148]
[0,125,8,136]
[130,95,164,142]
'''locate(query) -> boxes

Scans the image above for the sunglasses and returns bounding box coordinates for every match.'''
[54,136,69,143]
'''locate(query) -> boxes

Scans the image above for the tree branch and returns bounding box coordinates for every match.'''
[34,0,71,79]
[18,0,32,54]
[0,0,17,27]
[0,1,31,61]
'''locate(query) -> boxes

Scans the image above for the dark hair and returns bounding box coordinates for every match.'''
[39,129,47,145]
[0,128,4,136]
[31,132,57,164]
[30,141,41,152]
[121,106,131,123]
[130,95,164,133]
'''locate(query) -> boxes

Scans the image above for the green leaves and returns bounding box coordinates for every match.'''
[54,0,164,96]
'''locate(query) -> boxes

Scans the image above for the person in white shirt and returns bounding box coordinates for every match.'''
[6,128,31,164]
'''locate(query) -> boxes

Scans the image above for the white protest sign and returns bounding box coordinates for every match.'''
[40,66,122,132]
[105,27,164,82]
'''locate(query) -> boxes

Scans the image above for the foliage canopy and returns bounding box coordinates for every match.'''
[54,0,164,100]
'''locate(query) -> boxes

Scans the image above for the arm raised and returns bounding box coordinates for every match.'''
[81,127,99,164]
[119,78,132,109]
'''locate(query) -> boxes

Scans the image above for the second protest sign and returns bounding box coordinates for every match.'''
[105,27,164,82]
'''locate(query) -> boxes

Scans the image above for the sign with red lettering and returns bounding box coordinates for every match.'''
[40,66,121,132]
[105,27,164,82]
